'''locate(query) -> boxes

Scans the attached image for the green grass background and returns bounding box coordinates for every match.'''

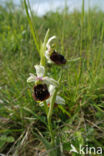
[0,1,104,155]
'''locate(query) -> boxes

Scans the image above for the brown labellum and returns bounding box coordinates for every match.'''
[50,50,66,65]
[33,84,50,101]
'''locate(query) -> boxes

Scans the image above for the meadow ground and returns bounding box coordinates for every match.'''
[0,1,104,156]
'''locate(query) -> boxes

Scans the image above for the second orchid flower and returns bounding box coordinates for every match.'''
[27,65,58,101]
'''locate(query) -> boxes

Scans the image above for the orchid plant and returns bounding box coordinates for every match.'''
[24,0,67,155]
[27,33,66,154]
[25,1,80,154]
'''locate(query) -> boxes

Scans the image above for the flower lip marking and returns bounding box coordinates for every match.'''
[34,84,50,101]
[50,50,66,65]
[36,77,43,81]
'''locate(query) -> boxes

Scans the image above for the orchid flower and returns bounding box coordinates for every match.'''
[45,36,66,65]
[27,65,58,101]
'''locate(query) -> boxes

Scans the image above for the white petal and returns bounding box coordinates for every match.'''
[45,50,50,59]
[49,85,56,95]
[0,99,4,104]
[27,73,36,83]
[46,36,56,49]
[39,95,65,106]
[43,77,58,86]
[39,102,44,107]
[39,98,50,106]
[56,96,65,105]
[45,50,53,64]
[46,96,65,105]
[34,65,45,77]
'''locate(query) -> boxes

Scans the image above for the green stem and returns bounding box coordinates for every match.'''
[44,101,48,115]
[47,88,58,145]
[24,0,40,54]
[47,72,62,145]
[79,0,84,78]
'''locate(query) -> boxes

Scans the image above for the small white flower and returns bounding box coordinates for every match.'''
[45,36,56,63]
[27,65,58,86]
[40,85,65,106]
